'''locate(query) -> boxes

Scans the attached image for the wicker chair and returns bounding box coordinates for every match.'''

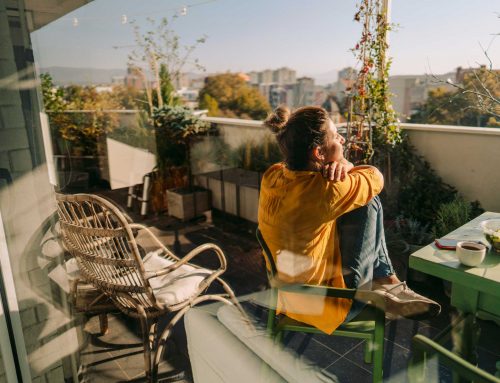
[56,192,245,381]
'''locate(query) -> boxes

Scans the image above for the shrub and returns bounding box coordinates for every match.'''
[433,196,484,238]
[393,216,433,246]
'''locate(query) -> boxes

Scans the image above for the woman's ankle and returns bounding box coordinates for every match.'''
[373,274,401,285]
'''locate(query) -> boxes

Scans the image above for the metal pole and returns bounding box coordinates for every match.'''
[380,0,392,80]
[382,0,393,185]
[141,174,151,216]
[383,0,391,40]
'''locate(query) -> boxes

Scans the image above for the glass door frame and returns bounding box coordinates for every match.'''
[0,211,33,383]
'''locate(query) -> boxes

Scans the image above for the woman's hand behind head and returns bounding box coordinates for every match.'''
[322,159,354,182]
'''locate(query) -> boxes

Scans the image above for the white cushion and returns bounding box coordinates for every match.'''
[217,305,338,383]
[143,251,212,306]
[65,258,81,280]
[185,305,286,383]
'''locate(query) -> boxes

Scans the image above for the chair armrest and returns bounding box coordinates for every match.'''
[128,223,181,261]
[146,243,227,279]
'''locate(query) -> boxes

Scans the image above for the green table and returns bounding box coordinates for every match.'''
[409,212,500,379]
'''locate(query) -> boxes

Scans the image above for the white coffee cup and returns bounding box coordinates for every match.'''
[456,241,486,267]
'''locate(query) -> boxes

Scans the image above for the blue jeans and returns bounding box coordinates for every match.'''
[337,195,395,323]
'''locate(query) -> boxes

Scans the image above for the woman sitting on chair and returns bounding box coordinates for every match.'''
[258,105,440,334]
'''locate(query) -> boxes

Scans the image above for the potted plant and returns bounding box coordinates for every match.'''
[125,16,207,214]
[152,105,210,220]
[388,216,434,282]
[41,74,120,191]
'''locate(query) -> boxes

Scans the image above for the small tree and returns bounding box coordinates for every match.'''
[40,73,66,112]
[414,68,500,127]
[424,15,499,126]
[200,93,220,116]
[127,17,208,211]
[449,66,500,123]
[198,73,271,120]
[128,17,206,114]
[41,75,120,156]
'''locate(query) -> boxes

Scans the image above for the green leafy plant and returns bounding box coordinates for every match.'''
[380,135,458,226]
[348,0,402,164]
[233,139,282,173]
[40,73,66,112]
[41,75,120,156]
[433,196,484,238]
[190,137,237,172]
[393,216,433,246]
[127,17,207,212]
[108,110,156,153]
[152,105,209,186]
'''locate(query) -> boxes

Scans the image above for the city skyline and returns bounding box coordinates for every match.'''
[32,0,500,81]
[38,63,461,88]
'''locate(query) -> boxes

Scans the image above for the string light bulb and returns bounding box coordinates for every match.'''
[63,0,217,26]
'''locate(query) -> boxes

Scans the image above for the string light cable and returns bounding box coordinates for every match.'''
[63,0,219,27]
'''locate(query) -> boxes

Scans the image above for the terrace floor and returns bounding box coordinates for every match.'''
[79,190,500,382]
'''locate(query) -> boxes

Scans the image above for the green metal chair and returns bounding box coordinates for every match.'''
[409,334,500,383]
[256,228,386,383]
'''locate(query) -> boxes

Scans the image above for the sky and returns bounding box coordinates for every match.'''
[31,0,500,81]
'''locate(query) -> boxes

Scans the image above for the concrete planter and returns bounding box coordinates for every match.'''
[194,168,260,223]
[166,187,211,221]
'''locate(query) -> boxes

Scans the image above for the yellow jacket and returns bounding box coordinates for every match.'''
[258,163,383,334]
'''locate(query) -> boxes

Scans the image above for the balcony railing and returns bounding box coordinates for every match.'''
[46,111,500,216]
[199,117,500,215]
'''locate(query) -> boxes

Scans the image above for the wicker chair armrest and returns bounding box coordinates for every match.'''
[183,243,228,270]
[196,268,226,294]
[128,223,180,261]
[145,243,227,279]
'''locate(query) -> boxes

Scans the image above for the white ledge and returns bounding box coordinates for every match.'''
[401,123,500,136]
[202,117,500,136]
[45,109,139,114]
[201,116,264,128]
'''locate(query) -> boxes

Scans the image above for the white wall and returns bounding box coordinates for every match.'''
[403,123,500,212]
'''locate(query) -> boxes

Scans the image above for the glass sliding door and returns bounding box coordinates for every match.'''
[0,211,30,383]
[0,0,84,381]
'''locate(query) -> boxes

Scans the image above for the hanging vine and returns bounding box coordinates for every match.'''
[346,0,402,164]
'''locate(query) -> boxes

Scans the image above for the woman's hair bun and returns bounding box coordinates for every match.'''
[264,105,290,134]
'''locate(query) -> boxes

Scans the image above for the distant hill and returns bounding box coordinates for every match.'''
[40,66,126,86]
